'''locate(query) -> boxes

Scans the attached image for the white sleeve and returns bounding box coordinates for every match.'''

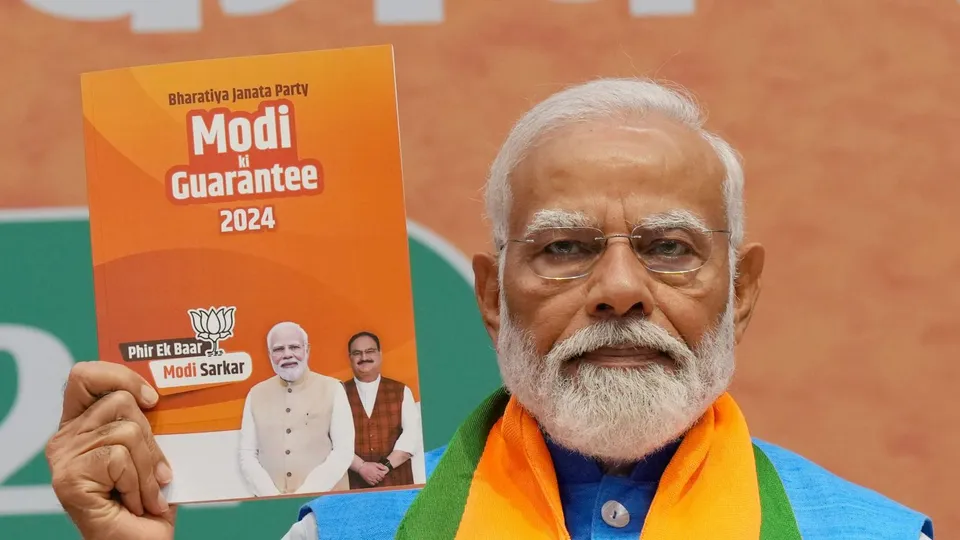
[920,534,931,540]
[280,512,317,540]
[295,384,356,494]
[391,386,422,456]
[238,395,281,496]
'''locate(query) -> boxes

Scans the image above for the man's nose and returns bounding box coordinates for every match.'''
[584,240,656,319]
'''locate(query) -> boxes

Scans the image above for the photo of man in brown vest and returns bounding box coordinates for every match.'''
[238,321,354,496]
[342,331,422,489]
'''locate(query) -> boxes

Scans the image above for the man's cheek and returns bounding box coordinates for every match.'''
[661,309,711,349]
[531,305,583,354]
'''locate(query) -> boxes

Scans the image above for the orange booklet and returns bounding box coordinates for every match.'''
[80,45,425,505]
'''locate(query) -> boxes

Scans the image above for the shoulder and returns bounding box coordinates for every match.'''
[296,446,448,539]
[247,376,277,397]
[380,377,406,390]
[299,487,421,540]
[753,438,934,539]
[251,375,278,389]
[308,371,342,388]
[424,445,446,473]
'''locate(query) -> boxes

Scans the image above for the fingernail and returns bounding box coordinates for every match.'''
[156,461,173,484]
[141,385,159,406]
[157,490,168,513]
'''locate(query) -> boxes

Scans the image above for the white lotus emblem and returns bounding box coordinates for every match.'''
[188,306,236,356]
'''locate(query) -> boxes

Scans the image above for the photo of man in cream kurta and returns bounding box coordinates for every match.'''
[238,321,354,496]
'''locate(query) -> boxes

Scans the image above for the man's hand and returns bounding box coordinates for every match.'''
[45,361,176,540]
[358,461,388,486]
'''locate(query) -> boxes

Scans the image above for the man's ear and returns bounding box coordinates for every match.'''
[732,242,765,344]
[472,252,501,344]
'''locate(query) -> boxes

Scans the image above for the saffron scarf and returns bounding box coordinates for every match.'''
[396,387,802,539]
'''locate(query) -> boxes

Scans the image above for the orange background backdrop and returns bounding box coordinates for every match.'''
[2,0,957,534]
[82,46,421,434]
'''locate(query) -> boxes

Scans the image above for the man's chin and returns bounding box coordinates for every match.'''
[276,364,304,382]
[516,380,710,464]
[538,411,698,464]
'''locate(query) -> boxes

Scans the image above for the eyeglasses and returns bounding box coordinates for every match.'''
[505,225,731,281]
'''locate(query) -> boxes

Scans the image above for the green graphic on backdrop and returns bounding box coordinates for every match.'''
[0,215,501,538]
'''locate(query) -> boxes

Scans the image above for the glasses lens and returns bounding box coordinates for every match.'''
[631,226,712,273]
[524,227,604,278]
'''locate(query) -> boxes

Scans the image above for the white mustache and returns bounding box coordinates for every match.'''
[545,318,695,366]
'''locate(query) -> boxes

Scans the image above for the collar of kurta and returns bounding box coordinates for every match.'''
[395,387,803,540]
[354,375,382,388]
[278,370,310,388]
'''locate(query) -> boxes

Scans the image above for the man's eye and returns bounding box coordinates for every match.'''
[544,240,591,255]
[651,240,688,255]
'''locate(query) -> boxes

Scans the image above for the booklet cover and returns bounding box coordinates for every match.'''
[80,45,425,504]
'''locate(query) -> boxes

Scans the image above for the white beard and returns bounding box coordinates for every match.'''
[495,289,736,464]
[274,359,307,383]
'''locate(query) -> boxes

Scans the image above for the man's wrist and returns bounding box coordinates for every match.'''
[378,457,394,471]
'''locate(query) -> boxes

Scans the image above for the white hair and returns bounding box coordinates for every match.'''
[266,321,309,350]
[484,77,745,281]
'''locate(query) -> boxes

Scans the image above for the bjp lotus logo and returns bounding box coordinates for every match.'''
[188,306,236,356]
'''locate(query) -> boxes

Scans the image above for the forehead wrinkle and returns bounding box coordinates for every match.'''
[508,118,727,241]
[526,129,715,205]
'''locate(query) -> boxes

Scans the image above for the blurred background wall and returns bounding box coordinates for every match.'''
[1,0,957,537]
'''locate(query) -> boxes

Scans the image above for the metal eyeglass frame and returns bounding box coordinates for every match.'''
[503,225,732,281]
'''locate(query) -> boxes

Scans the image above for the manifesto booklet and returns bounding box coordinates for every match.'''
[80,45,426,505]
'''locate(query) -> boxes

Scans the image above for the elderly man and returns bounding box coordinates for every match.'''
[46,78,933,540]
[238,321,353,496]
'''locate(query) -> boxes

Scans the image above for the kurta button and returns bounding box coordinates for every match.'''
[601,500,629,528]
[285,450,291,455]
[286,428,291,434]
[286,408,291,413]
[287,388,292,393]
[286,472,292,477]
